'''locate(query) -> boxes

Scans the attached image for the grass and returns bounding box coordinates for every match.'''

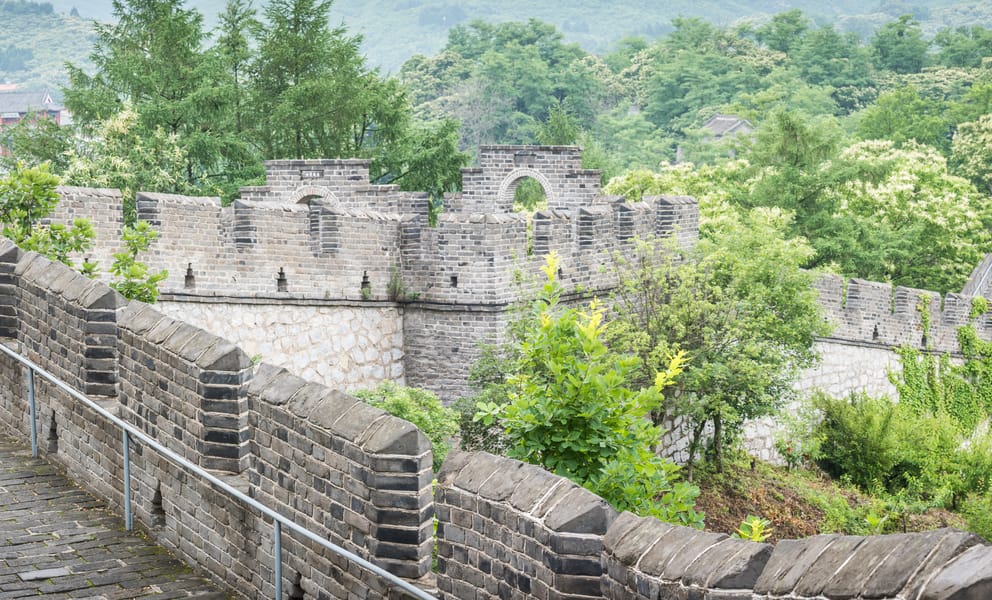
[692,453,969,542]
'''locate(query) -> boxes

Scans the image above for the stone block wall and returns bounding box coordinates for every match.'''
[0,245,435,599]
[155,297,405,391]
[459,146,600,214]
[601,511,991,600]
[435,450,617,600]
[402,306,508,399]
[815,274,992,355]
[117,301,253,473]
[48,186,123,270]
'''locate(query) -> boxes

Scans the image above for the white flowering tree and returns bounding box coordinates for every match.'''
[952,115,992,195]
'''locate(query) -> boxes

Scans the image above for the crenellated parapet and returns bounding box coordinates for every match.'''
[815,274,992,353]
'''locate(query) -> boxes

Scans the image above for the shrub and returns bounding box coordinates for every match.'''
[352,382,458,471]
[814,392,901,493]
[476,253,702,526]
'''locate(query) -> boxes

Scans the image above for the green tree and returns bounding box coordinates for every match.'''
[110,220,168,303]
[871,15,928,74]
[477,253,702,525]
[0,162,95,273]
[754,9,809,54]
[0,114,73,172]
[63,0,235,189]
[249,0,409,161]
[822,140,990,291]
[608,209,827,475]
[535,98,580,145]
[353,382,458,471]
[952,114,992,194]
[933,25,992,68]
[63,107,196,223]
[856,86,953,155]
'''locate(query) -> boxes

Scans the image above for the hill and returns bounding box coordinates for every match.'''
[0,3,92,90]
[38,0,992,75]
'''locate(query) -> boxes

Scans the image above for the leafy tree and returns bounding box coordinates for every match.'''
[754,9,809,54]
[952,114,992,194]
[252,0,392,159]
[933,25,992,68]
[110,220,168,303]
[0,114,73,172]
[477,253,702,526]
[792,25,873,95]
[353,382,459,471]
[821,140,990,291]
[63,0,235,189]
[536,98,580,145]
[856,86,953,155]
[608,209,828,475]
[0,162,95,273]
[870,15,928,74]
[63,107,197,223]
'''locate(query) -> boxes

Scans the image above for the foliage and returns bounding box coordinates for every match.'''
[452,344,513,455]
[819,140,990,292]
[773,400,824,471]
[476,253,702,525]
[855,86,953,155]
[0,115,73,172]
[63,108,198,223]
[353,381,458,471]
[815,387,992,511]
[733,515,773,542]
[109,221,168,303]
[870,15,928,74]
[952,114,992,194]
[64,0,243,193]
[814,392,904,494]
[0,162,95,273]
[607,208,828,475]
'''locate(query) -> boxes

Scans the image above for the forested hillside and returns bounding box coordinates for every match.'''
[0,1,92,89]
[23,0,992,76]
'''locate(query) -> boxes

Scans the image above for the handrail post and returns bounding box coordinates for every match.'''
[123,429,133,531]
[27,367,37,458]
[274,520,283,600]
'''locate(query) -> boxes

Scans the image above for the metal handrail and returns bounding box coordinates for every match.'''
[0,341,436,600]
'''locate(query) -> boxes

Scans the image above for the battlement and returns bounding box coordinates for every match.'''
[459,145,603,214]
[815,274,992,352]
[49,146,699,308]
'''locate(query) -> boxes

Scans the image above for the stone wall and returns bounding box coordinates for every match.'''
[436,450,992,600]
[0,240,434,599]
[156,295,405,391]
[4,236,992,599]
[435,450,616,600]
[601,510,990,600]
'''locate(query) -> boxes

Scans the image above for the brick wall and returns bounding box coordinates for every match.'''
[0,244,434,599]
[437,451,992,600]
[435,451,616,600]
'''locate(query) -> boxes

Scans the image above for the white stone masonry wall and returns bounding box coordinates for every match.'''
[156,298,405,392]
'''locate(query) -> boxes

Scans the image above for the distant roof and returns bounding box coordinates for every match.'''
[0,91,63,114]
[703,114,753,138]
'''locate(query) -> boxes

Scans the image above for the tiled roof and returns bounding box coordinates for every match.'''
[0,91,62,114]
[703,114,753,137]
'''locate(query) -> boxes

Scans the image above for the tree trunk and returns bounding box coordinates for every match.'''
[713,411,724,473]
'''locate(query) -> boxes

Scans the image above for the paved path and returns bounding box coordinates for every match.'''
[0,439,231,599]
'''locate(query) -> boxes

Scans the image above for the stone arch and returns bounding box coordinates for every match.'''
[288,185,339,205]
[497,168,556,210]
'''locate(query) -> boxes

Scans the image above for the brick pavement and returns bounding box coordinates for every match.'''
[0,439,231,599]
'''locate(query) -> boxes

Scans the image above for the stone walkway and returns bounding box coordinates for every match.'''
[0,439,231,599]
